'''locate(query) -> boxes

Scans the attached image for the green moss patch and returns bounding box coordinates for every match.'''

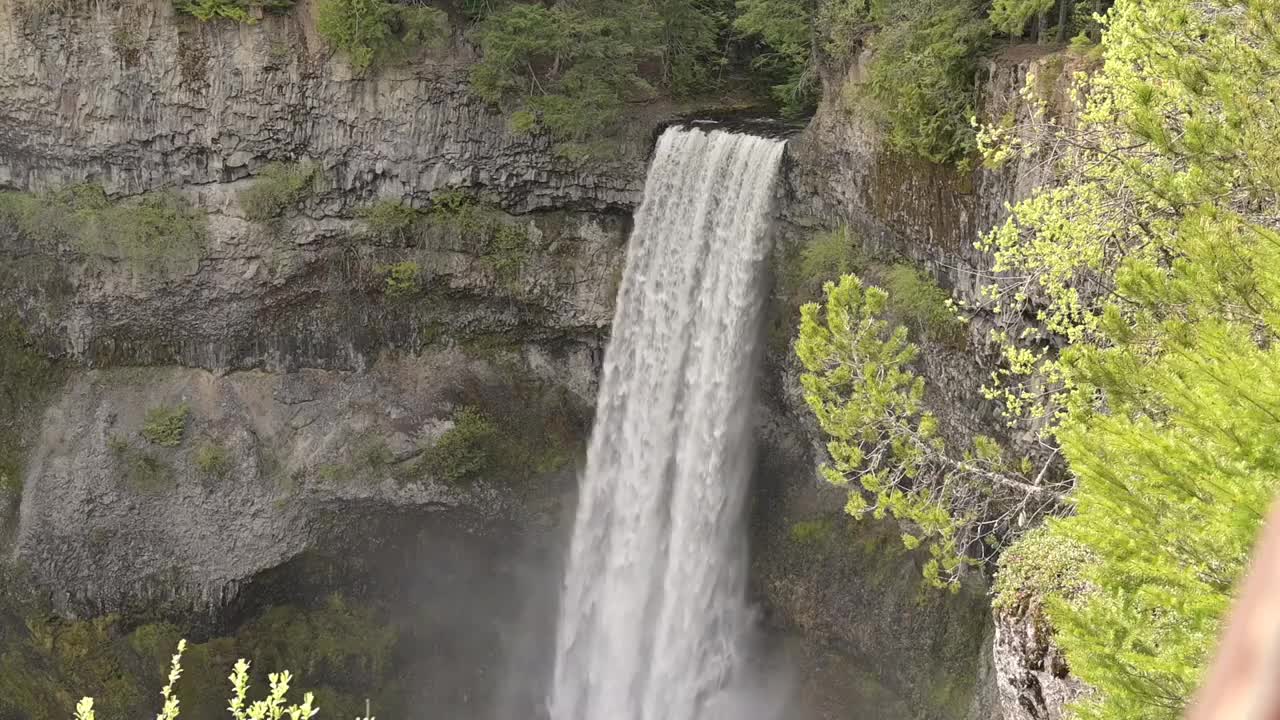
[238,163,319,223]
[141,405,190,448]
[193,442,232,479]
[0,186,207,274]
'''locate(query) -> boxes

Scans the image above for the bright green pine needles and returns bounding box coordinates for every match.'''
[971,0,1280,716]
[796,274,1062,589]
[1048,323,1279,720]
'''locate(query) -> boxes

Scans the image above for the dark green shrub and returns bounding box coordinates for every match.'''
[861,0,991,166]
[316,0,447,72]
[469,2,660,139]
[734,0,818,116]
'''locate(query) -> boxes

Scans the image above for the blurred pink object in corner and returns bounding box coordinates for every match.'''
[1188,502,1280,720]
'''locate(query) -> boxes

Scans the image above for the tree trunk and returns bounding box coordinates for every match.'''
[1057,0,1074,42]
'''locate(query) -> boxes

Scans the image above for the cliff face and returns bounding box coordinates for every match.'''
[0,0,646,209]
[759,44,1086,720]
[1,0,1078,716]
[0,0,643,373]
[0,5,636,714]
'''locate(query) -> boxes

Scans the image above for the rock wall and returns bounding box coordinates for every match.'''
[17,357,581,616]
[763,42,1087,720]
[0,6,631,714]
[0,0,647,211]
[993,602,1087,720]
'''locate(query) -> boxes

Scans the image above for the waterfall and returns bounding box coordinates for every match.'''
[550,126,787,720]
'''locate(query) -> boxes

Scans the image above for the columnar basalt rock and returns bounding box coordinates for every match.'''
[0,0,648,211]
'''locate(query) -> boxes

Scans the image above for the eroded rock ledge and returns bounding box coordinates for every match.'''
[0,0,648,212]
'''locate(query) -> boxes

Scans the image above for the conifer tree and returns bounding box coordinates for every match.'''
[975,0,1280,716]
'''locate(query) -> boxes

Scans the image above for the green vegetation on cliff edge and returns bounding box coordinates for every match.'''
[0,186,207,273]
[796,0,1280,715]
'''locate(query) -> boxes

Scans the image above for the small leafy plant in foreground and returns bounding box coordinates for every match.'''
[73,640,364,720]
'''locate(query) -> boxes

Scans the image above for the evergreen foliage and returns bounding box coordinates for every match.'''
[860,0,991,165]
[796,275,1065,588]
[989,0,1055,36]
[467,0,739,137]
[655,0,734,95]
[733,0,817,116]
[316,0,447,72]
[794,0,1280,705]
[468,2,661,139]
[734,0,990,162]
[968,0,1280,715]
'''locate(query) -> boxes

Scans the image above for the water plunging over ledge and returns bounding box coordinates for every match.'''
[550,126,787,720]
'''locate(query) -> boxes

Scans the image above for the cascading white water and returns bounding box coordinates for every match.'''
[550,126,787,720]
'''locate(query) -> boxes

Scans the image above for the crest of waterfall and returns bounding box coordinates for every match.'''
[549,126,787,720]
